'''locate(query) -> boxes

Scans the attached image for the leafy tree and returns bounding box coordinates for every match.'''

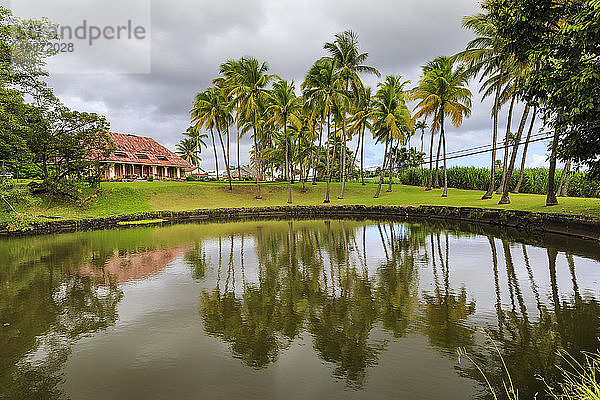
[412,56,472,197]
[225,57,276,198]
[371,75,412,198]
[302,58,347,203]
[266,79,303,203]
[485,0,600,204]
[323,30,379,199]
[348,86,374,185]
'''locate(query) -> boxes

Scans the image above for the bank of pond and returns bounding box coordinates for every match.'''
[1,219,599,399]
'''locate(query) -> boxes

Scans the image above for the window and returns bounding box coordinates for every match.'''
[156,155,168,161]
[114,151,127,157]
[135,153,149,159]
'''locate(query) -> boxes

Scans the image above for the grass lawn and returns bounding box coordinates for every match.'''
[3,180,600,223]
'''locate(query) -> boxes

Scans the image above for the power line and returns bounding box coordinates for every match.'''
[419,122,600,164]
[423,135,552,164]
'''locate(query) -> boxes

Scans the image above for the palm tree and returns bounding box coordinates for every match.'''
[348,86,374,185]
[412,56,472,197]
[302,58,347,203]
[215,60,243,180]
[266,79,303,204]
[414,120,428,156]
[225,57,276,199]
[191,88,222,182]
[323,30,380,199]
[457,11,509,200]
[371,75,412,198]
[176,138,201,167]
[191,87,234,190]
[177,126,208,173]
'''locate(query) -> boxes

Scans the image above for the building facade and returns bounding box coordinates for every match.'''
[101,132,191,180]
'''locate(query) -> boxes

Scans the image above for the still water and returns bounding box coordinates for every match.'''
[1,219,599,400]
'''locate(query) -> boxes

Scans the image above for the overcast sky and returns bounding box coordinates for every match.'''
[9,0,552,171]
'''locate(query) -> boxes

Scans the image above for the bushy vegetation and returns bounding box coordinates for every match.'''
[400,167,600,198]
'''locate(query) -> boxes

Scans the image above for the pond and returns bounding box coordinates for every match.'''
[1,219,599,400]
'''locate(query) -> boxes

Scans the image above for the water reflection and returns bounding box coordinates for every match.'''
[0,231,188,400]
[1,221,599,399]
[188,221,600,396]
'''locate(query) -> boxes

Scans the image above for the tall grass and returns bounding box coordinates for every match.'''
[459,330,600,400]
[399,167,600,198]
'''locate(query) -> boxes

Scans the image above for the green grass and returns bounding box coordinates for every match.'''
[2,180,600,224]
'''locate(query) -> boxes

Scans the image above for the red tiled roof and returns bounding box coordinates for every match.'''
[99,132,191,167]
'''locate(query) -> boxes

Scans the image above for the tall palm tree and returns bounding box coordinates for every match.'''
[412,56,472,197]
[225,57,276,199]
[215,60,243,180]
[457,11,509,200]
[266,79,303,204]
[348,86,374,185]
[191,87,234,190]
[302,58,347,203]
[191,88,222,182]
[323,30,380,199]
[372,75,412,198]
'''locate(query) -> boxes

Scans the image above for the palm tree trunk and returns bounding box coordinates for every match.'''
[546,129,560,206]
[253,127,262,199]
[497,93,517,194]
[557,159,571,197]
[338,107,348,199]
[441,113,448,197]
[515,106,537,193]
[237,126,241,181]
[387,138,395,192]
[284,116,292,204]
[360,125,366,185]
[374,137,389,198]
[312,122,322,185]
[426,131,435,190]
[350,133,361,178]
[499,104,531,204]
[324,114,332,203]
[217,129,233,191]
[434,132,442,188]
[483,65,504,199]
[210,128,219,180]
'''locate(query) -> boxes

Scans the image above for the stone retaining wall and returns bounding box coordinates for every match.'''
[1,205,599,241]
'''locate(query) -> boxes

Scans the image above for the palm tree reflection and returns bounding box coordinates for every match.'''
[195,221,600,392]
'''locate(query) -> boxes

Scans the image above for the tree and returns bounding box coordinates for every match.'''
[414,120,428,164]
[371,75,412,198]
[486,0,600,204]
[191,87,234,190]
[266,79,302,204]
[348,87,374,186]
[176,138,201,168]
[412,56,472,197]
[457,10,509,200]
[302,58,347,203]
[25,102,111,194]
[225,57,276,199]
[177,127,207,173]
[323,30,380,199]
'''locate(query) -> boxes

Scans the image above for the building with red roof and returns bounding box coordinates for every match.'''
[100,132,191,180]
